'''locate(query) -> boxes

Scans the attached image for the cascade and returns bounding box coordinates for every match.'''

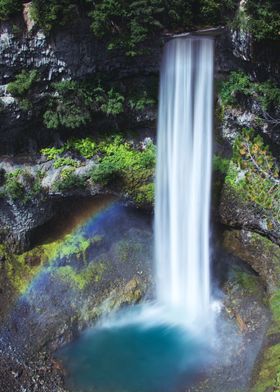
[155,37,214,324]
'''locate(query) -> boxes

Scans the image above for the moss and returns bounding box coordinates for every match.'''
[267,290,280,336]
[224,230,280,292]
[232,268,259,295]
[55,261,106,290]
[1,245,43,294]
[251,344,280,392]
[114,239,142,263]
[1,229,93,294]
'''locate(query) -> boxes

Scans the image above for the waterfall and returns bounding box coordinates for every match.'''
[155,37,214,325]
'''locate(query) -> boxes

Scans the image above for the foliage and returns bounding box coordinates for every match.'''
[91,136,155,205]
[53,167,86,192]
[53,157,79,169]
[40,136,155,206]
[67,138,96,159]
[56,261,106,290]
[44,80,92,129]
[44,80,125,130]
[41,138,96,161]
[256,81,280,111]
[29,0,237,54]
[219,72,252,107]
[2,169,43,202]
[30,0,82,32]
[0,0,21,21]
[89,0,236,55]
[3,169,25,200]
[219,71,280,114]
[225,128,280,218]
[128,91,156,111]
[41,147,65,160]
[213,155,230,175]
[7,70,39,97]
[244,0,280,41]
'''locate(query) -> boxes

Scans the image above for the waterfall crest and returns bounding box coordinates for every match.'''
[155,37,214,325]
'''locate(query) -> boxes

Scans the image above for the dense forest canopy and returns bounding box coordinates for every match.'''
[1,1,280,53]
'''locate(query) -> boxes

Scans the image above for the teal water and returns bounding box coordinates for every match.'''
[58,307,210,392]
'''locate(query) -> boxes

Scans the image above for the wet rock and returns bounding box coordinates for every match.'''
[223,229,280,292]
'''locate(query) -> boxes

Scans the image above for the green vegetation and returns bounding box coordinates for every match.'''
[213,155,230,175]
[7,70,39,112]
[232,268,259,295]
[0,0,21,21]
[224,129,280,219]
[2,169,43,202]
[67,137,96,159]
[44,80,125,130]
[214,128,280,219]
[7,70,39,97]
[41,147,65,160]
[53,157,79,169]
[41,136,156,206]
[89,0,236,55]
[56,261,106,290]
[3,169,25,200]
[219,71,280,112]
[41,138,97,160]
[91,136,156,205]
[29,0,237,54]
[53,232,90,259]
[43,80,93,129]
[30,0,82,32]
[251,343,280,392]
[244,0,280,41]
[53,167,86,192]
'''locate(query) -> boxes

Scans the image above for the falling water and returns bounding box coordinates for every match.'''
[155,37,214,325]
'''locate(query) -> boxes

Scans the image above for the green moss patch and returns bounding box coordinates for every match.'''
[251,343,280,392]
[55,261,106,290]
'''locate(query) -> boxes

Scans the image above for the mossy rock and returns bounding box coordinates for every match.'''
[251,343,280,392]
[223,230,280,292]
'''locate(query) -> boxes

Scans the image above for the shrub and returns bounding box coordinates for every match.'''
[66,138,96,159]
[30,0,81,32]
[245,0,280,41]
[213,155,230,175]
[219,72,252,107]
[53,157,79,169]
[91,136,156,205]
[225,128,280,218]
[44,80,125,130]
[54,167,86,191]
[3,169,43,202]
[4,169,25,200]
[41,147,65,160]
[0,0,21,21]
[219,71,280,113]
[7,70,39,97]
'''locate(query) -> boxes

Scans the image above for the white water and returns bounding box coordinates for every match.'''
[155,37,214,326]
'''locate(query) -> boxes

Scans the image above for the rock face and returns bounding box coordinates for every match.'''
[0,203,153,392]
[220,185,280,246]
[223,229,280,293]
